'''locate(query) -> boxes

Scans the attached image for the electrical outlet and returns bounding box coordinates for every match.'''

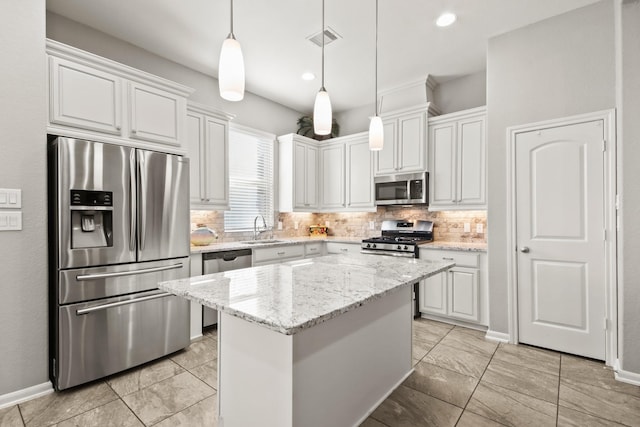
[476,223,484,233]
[369,221,375,230]
[463,223,471,233]
[278,221,283,230]
[294,221,299,230]
[325,221,330,227]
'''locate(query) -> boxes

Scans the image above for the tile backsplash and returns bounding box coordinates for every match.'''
[191,207,486,243]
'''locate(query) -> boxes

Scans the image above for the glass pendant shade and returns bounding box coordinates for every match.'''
[218,35,245,101]
[369,115,384,150]
[313,88,332,135]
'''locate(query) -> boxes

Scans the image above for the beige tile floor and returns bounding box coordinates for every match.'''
[2,320,639,427]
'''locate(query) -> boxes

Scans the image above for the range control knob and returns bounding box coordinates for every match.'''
[403,245,408,250]
[372,244,377,248]
[397,245,402,250]
[366,243,371,248]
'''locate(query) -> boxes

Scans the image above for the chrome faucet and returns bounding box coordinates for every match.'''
[253,214,269,240]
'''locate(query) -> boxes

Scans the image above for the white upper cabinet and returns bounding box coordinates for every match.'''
[279,134,319,212]
[49,56,123,135]
[279,133,375,213]
[428,106,487,210]
[46,39,193,154]
[345,134,375,210]
[374,105,427,176]
[320,142,345,209]
[186,102,232,210]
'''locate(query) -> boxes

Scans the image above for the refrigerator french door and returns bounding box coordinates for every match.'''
[48,137,191,390]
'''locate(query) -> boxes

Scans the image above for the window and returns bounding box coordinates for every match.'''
[224,125,275,231]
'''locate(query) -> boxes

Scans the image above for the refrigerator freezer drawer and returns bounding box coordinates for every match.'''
[58,258,189,304]
[55,290,189,390]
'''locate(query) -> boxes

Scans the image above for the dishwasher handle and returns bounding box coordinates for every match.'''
[203,248,252,261]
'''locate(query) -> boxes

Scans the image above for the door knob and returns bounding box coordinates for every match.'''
[520,246,530,253]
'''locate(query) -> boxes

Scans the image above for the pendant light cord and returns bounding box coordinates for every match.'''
[230,0,234,36]
[321,0,325,90]
[374,0,378,116]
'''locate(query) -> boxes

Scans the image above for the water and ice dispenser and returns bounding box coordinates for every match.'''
[70,190,114,249]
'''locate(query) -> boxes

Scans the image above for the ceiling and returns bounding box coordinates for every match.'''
[46,0,600,114]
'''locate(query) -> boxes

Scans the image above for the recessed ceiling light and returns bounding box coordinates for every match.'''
[436,12,456,27]
[302,72,316,81]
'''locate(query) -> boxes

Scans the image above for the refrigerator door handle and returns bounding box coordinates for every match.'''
[76,292,173,315]
[76,263,184,281]
[129,150,137,252]
[138,152,147,251]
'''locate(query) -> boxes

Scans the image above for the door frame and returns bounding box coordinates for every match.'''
[506,109,617,365]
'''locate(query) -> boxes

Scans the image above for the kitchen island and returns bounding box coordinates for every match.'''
[159,253,454,427]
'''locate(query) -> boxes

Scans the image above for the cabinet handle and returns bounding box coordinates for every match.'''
[116,125,121,131]
[442,257,454,261]
[340,248,348,252]
[309,247,317,252]
[131,129,137,134]
[277,251,285,255]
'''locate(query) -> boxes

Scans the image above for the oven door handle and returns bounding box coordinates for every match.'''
[76,292,173,315]
[76,263,183,281]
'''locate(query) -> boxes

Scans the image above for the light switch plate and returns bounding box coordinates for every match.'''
[476,223,484,233]
[369,221,375,230]
[463,223,471,233]
[277,221,283,230]
[294,221,299,230]
[0,189,21,209]
[0,211,22,230]
[325,221,330,227]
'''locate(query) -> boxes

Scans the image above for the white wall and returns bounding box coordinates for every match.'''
[46,12,303,136]
[0,0,48,395]
[618,0,640,374]
[434,70,486,114]
[486,2,615,334]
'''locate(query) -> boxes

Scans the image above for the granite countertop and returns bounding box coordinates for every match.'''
[420,241,487,252]
[159,253,454,335]
[189,236,363,254]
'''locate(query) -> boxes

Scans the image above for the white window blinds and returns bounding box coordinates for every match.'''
[224,126,275,232]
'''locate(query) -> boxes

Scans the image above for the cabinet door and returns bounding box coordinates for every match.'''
[293,143,307,209]
[374,120,397,175]
[203,117,229,207]
[320,144,345,209]
[397,112,426,173]
[419,272,447,315]
[129,82,183,147]
[346,138,375,209]
[429,122,457,209]
[49,57,123,135]
[447,267,479,322]
[186,113,205,205]
[457,116,486,207]
[305,145,319,208]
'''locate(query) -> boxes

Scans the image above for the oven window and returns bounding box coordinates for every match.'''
[376,181,408,201]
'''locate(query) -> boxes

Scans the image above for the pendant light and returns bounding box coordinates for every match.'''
[218,0,245,101]
[313,0,332,136]
[369,0,383,151]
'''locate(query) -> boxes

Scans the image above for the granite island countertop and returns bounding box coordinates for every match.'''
[159,253,454,335]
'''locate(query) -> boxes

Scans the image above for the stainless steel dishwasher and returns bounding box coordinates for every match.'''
[202,248,252,327]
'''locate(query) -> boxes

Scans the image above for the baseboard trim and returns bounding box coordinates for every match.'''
[615,367,640,386]
[0,382,54,410]
[485,330,510,343]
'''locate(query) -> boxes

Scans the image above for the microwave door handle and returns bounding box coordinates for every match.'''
[138,152,147,251]
[129,150,136,252]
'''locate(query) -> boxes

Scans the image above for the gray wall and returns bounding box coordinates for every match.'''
[433,70,486,114]
[486,1,615,332]
[619,0,640,374]
[0,0,48,395]
[46,12,303,136]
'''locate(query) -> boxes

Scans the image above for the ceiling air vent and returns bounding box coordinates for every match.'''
[307,27,341,47]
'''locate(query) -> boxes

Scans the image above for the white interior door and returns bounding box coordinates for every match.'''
[516,120,605,360]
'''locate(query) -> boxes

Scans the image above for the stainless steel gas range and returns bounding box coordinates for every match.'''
[361,219,434,318]
[361,220,434,258]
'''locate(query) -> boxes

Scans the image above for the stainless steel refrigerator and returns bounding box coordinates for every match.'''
[48,137,191,390]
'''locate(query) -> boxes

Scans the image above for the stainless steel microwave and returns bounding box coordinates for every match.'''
[374,172,429,205]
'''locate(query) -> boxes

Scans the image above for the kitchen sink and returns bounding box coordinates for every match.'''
[240,239,285,245]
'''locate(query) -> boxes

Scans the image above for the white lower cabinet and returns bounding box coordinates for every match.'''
[304,242,325,258]
[252,245,305,266]
[419,249,487,325]
[325,242,361,255]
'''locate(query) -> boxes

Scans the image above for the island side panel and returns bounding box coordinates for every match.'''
[218,313,294,427]
[292,286,413,427]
